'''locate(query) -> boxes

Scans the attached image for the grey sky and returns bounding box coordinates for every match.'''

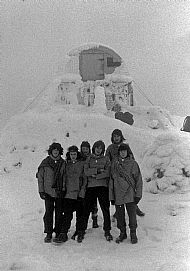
[1,0,190,127]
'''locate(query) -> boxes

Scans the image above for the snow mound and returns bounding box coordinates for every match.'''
[120,105,176,130]
[141,132,190,193]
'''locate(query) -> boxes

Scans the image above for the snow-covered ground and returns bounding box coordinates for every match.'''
[0,98,190,270]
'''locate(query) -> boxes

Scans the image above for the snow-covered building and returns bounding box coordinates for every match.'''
[60,43,134,110]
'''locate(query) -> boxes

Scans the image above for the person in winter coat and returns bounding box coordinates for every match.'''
[106,129,145,217]
[54,145,87,244]
[83,140,113,241]
[37,142,66,243]
[110,143,143,244]
[80,141,99,229]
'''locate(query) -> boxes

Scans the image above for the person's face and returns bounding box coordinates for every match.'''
[70,151,77,161]
[119,150,128,159]
[113,134,121,144]
[52,149,60,158]
[82,146,90,156]
[95,146,102,156]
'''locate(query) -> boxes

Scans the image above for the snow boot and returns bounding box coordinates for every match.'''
[130,230,138,244]
[53,233,68,244]
[44,233,52,243]
[92,216,99,228]
[116,231,127,244]
[77,231,85,243]
[104,231,113,241]
[136,206,145,217]
[53,233,60,242]
[71,231,78,240]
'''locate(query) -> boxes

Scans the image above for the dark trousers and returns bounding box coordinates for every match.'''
[115,203,137,232]
[61,198,86,233]
[84,187,111,232]
[91,198,98,218]
[43,194,64,234]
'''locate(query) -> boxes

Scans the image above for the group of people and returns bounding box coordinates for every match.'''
[37,129,144,245]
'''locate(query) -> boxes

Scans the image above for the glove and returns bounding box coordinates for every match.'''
[134,197,141,204]
[111,200,115,205]
[39,192,46,200]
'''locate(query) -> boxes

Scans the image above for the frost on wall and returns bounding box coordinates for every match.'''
[33,74,82,111]
[141,133,190,193]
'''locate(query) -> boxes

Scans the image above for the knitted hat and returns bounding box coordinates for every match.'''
[68,145,78,153]
[48,142,63,155]
[66,145,81,161]
[80,141,90,150]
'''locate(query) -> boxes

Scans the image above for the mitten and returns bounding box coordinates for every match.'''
[39,192,46,200]
[111,200,115,205]
[134,197,141,204]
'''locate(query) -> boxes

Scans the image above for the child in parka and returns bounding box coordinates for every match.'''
[54,145,87,244]
[110,143,143,244]
[37,142,66,243]
[106,129,145,217]
[80,141,99,229]
[83,140,113,241]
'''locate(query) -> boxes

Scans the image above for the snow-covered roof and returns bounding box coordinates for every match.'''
[68,43,122,57]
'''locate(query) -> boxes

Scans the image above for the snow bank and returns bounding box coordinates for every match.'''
[120,105,176,130]
[141,132,190,193]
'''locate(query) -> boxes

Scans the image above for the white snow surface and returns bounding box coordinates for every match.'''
[0,103,190,271]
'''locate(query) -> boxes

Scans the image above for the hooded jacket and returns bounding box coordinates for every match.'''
[84,154,111,188]
[109,157,142,205]
[37,155,66,198]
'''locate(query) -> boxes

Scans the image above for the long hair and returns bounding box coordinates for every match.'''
[118,143,131,158]
[111,129,125,143]
[92,140,105,155]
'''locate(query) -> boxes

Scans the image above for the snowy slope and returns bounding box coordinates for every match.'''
[0,103,190,271]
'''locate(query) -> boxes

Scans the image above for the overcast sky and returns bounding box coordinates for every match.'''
[1,0,190,128]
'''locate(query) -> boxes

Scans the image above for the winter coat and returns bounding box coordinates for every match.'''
[37,156,66,198]
[109,157,142,205]
[84,154,111,188]
[65,160,87,200]
[105,143,134,162]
